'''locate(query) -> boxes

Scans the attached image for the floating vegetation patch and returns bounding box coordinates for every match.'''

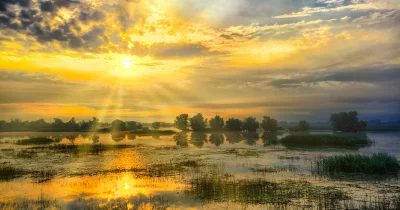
[223,148,263,157]
[250,165,297,174]
[281,134,372,147]
[316,153,400,176]
[15,137,54,145]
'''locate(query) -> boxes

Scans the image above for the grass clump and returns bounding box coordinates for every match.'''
[0,164,25,180]
[281,134,371,147]
[16,137,54,145]
[318,153,400,175]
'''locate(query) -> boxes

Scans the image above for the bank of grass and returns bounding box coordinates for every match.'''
[318,153,400,175]
[15,137,54,145]
[31,144,142,155]
[281,134,371,147]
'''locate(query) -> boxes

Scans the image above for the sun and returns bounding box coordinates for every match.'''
[122,57,134,69]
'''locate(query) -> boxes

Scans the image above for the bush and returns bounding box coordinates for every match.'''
[319,153,400,175]
[281,134,371,146]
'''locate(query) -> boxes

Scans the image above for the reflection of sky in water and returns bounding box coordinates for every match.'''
[0,132,399,209]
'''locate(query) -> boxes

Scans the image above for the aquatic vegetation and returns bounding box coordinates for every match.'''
[16,150,37,158]
[32,169,56,183]
[32,144,141,155]
[0,164,25,180]
[281,134,371,147]
[317,153,400,175]
[186,176,349,207]
[15,137,54,145]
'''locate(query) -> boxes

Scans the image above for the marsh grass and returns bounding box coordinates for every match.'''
[0,164,25,180]
[15,137,54,145]
[31,169,56,183]
[316,153,400,176]
[186,175,349,207]
[31,144,142,155]
[16,150,37,158]
[281,134,371,147]
[250,165,297,173]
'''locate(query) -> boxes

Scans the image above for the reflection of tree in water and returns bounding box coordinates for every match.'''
[54,136,63,143]
[152,135,160,139]
[127,134,137,140]
[261,132,279,146]
[174,132,188,147]
[66,134,79,144]
[209,133,225,147]
[111,132,126,142]
[242,132,259,145]
[92,133,99,144]
[225,132,242,144]
[190,132,207,148]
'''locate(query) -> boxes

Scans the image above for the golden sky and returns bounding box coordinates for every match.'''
[0,0,399,122]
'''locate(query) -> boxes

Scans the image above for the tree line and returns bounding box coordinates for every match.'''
[0,111,366,133]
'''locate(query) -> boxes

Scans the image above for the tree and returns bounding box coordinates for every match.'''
[242,117,259,132]
[137,123,143,131]
[126,121,138,131]
[111,119,127,132]
[174,114,189,131]
[190,113,207,131]
[298,120,310,132]
[261,116,278,132]
[209,115,224,131]
[225,118,242,131]
[330,111,367,132]
[152,122,161,130]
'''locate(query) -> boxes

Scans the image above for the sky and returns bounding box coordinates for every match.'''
[0,0,399,123]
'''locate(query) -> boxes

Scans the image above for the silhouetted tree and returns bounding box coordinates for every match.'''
[137,123,143,131]
[330,111,367,132]
[126,121,138,131]
[225,118,242,131]
[111,119,127,132]
[174,114,189,131]
[261,116,278,132]
[298,120,310,131]
[190,113,207,131]
[242,117,259,132]
[209,115,224,131]
[152,122,161,130]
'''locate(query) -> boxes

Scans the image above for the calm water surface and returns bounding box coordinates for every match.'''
[0,131,399,209]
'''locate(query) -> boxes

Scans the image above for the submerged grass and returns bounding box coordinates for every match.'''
[317,153,400,176]
[15,137,54,145]
[281,134,371,147]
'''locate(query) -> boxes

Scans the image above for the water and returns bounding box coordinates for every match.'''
[0,131,399,209]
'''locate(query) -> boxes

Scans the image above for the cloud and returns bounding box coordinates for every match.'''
[268,66,400,88]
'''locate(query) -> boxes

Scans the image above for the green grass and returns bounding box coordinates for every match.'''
[281,134,371,147]
[318,153,400,175]
[15,137,54,145]
[0,164,25,180]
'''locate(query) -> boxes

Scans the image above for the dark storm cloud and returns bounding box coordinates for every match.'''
[39,0,79,13]
[268,66,400,88]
